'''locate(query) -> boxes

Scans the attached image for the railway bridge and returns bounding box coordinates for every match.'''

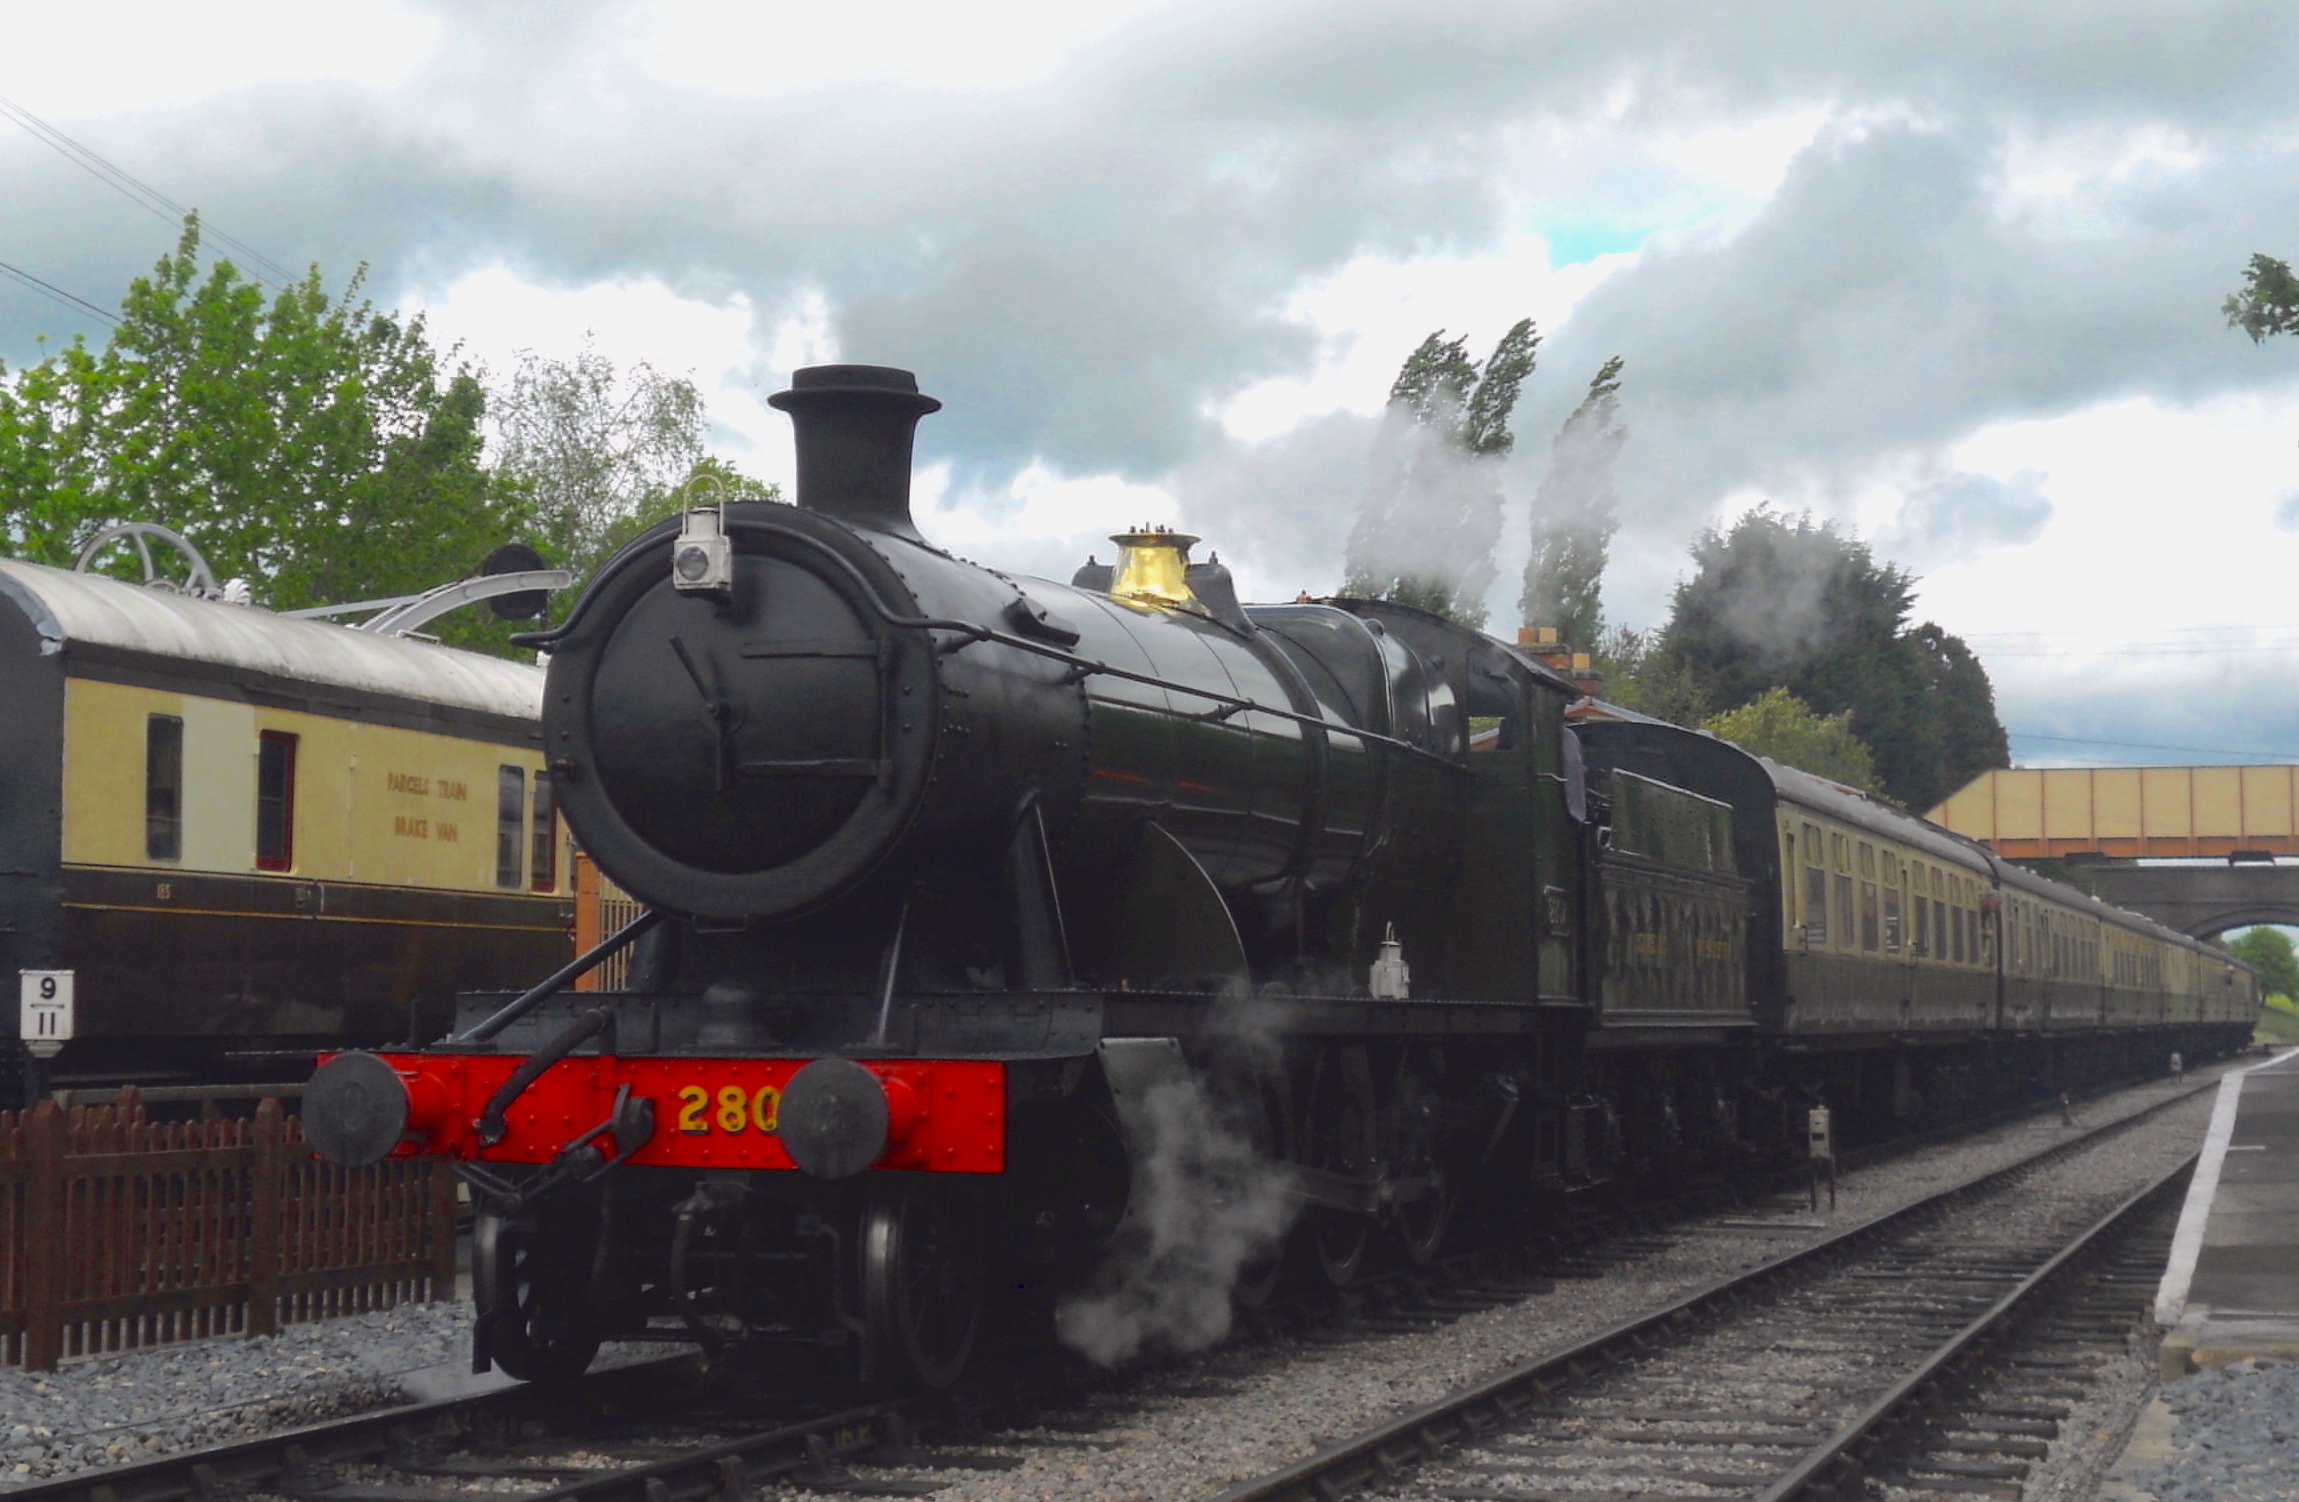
[1930,765,2299,937]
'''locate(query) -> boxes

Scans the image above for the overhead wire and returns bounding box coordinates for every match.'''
[1984,645,2299,658]
[0,93,293,288]
[1969,623,2299,639]
[0,257,119,325]
[2007,732,2299,762]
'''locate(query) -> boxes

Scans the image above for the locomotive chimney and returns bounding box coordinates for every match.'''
[767,365,942,542]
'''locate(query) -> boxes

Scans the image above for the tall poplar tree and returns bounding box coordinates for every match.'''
[1521,355,1625,648]
[1343,319,1538,627]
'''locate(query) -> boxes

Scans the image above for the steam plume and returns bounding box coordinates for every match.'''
[1053,1072,1297,1367]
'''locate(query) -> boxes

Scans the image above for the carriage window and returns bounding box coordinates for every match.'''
[1804,863,1829,946]
[497,765,526,889]
[530,770,557,892]
[1860,880,1880,951]
[1858,842,1875,878]
[1834,872,1853,948]
[1913,883,1929,956]
[256,731,297,871]
[146,714,183,862]
[1883,882,1902,954]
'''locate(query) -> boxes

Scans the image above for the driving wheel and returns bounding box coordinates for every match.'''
[1304,1047,1375,1287]
[1390,1051,1456,1266]
[1221,1063,1293,1312]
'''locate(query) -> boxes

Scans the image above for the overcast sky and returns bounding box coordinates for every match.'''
[5,0,2299,784]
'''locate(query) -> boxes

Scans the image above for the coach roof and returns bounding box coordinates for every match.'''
[0,559,542,722]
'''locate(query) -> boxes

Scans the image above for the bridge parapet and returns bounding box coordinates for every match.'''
[1930,765,2299,860]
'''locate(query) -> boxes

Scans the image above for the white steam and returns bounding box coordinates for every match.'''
[1053,1072,1298,1367]
[1343,399,1509,620]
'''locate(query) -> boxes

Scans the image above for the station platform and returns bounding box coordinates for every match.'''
[2154,1048,2299,1376]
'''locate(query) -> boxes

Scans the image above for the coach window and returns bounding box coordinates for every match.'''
[1883,861,1903,954]
[256,731,298,872]
[530,770,557,893]
[497,765,527,889]
[145,714,183,861]
[1832,834,1853,951]
[1913,869,1930,956]
[1857,843,1879,951]
[1803,825,1828,946]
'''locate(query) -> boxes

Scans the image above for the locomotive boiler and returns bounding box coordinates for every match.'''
[304,364,2257,1390]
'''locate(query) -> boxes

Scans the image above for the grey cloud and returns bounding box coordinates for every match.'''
[1999,656,2299,768]
[1878,469,2053,571]
[6,0,2299,584]
[1524,115,2299,626]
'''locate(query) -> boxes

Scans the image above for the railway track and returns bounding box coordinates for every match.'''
[0,1073,2217,1502]
[1206,1119,2194,1502]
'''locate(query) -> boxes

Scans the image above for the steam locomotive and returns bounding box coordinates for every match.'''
[304,365,2256,1388]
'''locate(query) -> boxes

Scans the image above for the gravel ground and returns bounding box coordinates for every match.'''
[2015,1330,2168,1502]
[893,1068,2229,1502]
[0,1063,2237,1500]
[0,1303,474,1485]
[2122,1358,2299,1501]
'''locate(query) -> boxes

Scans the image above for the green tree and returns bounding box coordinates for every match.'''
[488,339,706,585]
[1521,355,1625,649]
[2225,254,2299,343]
[1654,509,2008,810]
[0,216,533,651]
[1344,320,1539,627]
[1909,622,2010,792]
[1588,623,1712,724]
[592,454,783,564]
[1704,687,1879,792]
[2226,926,2299,1000]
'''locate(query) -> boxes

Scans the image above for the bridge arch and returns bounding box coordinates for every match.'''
[2072,863,2299,940]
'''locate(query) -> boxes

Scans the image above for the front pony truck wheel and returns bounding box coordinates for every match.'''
[860,1183,983,1390]
[474,1209,603,1384]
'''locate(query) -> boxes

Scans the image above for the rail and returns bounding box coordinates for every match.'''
[0,1072,2218,1502]
[1200,1075,2214,1502]
[1757,1156,2192,1501]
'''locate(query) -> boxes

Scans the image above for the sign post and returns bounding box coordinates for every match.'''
[1807,1103,1836,1213]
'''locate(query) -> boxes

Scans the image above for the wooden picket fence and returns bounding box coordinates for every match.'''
[0,1092,456,1369]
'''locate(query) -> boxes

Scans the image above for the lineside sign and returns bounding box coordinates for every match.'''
[18,969,73,1058]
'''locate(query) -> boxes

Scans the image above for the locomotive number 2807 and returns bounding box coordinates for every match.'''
[676,1084,782,1135]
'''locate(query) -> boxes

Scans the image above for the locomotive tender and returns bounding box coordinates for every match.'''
[305,365,2257,1388]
